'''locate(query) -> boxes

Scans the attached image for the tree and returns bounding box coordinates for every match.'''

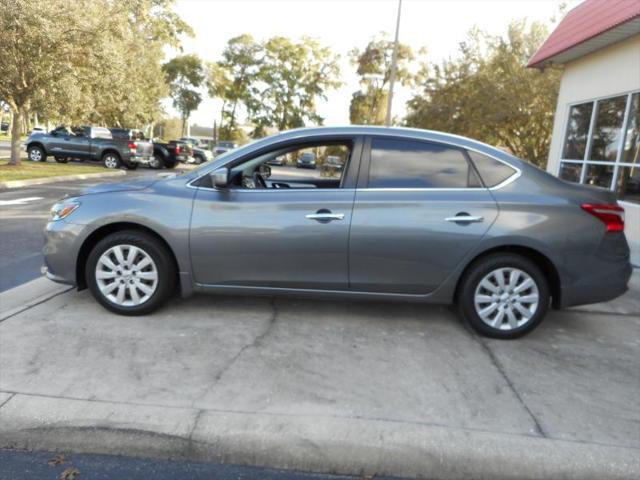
[247,37,341,136]
[0,0,104,164]
[0,0,191,165]
[405,21,562,166]
[349,35,416,125]
[163,54,205,136]
[207,34,262,140]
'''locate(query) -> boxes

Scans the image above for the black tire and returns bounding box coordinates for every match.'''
[149,153,165,169]
[164,160,177,169]
[457,253,550,339]
[85,230,176,315]
[193,154,204,165]
[54,156,68,164]
[27,145,46,162]
[102,152,122,169]
[124,161,139,170]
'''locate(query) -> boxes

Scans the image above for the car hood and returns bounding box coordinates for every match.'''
[80,178,158,195]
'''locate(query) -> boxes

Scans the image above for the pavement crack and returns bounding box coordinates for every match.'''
[186,408,206,456]
[0,393,16,410]
[190,298,278,407]
[471,334,547,438]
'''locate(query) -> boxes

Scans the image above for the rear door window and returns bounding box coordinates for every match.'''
[367,137,480,188]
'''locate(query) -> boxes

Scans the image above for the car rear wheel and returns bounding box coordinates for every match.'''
[124,161,138,170]
[28,145,45,162]
[149,154,164,169]
[164,160,177,169]
[457,253,549,339]
[103,152,122,169]
[86,231,176,315]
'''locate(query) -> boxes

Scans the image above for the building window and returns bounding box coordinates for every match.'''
[559,91,640,204]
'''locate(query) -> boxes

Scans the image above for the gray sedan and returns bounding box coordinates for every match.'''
[43,127,632,338]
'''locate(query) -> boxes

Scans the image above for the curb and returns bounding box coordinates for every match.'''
[0,170,126,189]
[0,394,638,480]
[0,277,72,322]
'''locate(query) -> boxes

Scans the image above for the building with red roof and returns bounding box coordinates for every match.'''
[530,0,640,259]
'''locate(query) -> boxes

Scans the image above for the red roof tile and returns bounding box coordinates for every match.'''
[528,0,640,67]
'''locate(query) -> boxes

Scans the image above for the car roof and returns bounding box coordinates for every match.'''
[259,126,528,168]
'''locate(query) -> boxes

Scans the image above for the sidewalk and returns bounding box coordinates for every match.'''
[0,273,638,479]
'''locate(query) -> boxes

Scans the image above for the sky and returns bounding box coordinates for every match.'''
[168,0,577,129]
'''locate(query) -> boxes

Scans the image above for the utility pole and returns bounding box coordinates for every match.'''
[385,0,402,127]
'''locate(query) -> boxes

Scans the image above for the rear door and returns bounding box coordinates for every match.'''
[348,136,499,294]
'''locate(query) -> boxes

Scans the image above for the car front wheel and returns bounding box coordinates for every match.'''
[457,253,549,339]
[86,231,176,315]
[28,145,45,162]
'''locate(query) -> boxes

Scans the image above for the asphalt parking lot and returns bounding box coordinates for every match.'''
[0,168,170,292]
[0,271,639,479]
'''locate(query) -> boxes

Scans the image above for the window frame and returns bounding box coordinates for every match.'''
[357,135,519,191]
[190,134,364,192]
[558,90,639,200]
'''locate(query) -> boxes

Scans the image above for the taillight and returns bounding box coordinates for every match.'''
[581,203,625,232]
[128,142,137,151]
[175,145,182,154]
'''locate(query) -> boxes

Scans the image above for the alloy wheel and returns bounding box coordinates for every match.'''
[104,155,118,169]
[473,267,539,331]
[29,148,42,161]
[95,244,158,307]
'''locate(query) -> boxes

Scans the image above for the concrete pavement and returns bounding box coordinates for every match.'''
[0,273,638,479]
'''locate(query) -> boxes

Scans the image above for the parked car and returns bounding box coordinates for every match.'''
[151,140,193,169]
[26,125,153,169]
[42,126,631,339]
[178,138,213,165]
[213,141,238,156]
[322,155,343,173]
[0,122,8,133]
[296,152,316,169]
[266,155,287,167]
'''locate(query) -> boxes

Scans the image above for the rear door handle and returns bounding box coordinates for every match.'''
[306,213,345,221]
[445,215,484,223]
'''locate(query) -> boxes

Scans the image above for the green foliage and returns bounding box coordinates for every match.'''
[207,35,262,139]
[248,36,341,136]
[0,0,189,165]
[207,35,341,138]
[349,34,417,125]
[153,117,182,141]
[405,21,562,167]
[163,54,205,136]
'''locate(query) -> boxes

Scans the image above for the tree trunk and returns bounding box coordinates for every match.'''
[9,109,22,166]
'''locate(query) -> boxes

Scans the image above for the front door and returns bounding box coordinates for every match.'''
[189,136,362,290]
[349,136,499,294]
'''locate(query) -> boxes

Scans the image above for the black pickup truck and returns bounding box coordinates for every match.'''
[111,129,195,169]
[26,125,154,169]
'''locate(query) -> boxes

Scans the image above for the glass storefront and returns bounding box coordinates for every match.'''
[559,91,639,204]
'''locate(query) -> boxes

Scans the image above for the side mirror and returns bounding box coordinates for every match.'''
[210,167,229,188]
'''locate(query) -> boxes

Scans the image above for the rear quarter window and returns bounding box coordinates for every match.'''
[467,151,517,187]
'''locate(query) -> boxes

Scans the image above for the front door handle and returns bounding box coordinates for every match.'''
[445,215,484,223]
[306,211,345,222]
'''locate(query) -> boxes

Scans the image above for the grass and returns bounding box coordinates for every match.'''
[0,133,25,142]
[0,159,105,182]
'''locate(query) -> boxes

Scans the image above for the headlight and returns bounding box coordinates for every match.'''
[50,200,80,221]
